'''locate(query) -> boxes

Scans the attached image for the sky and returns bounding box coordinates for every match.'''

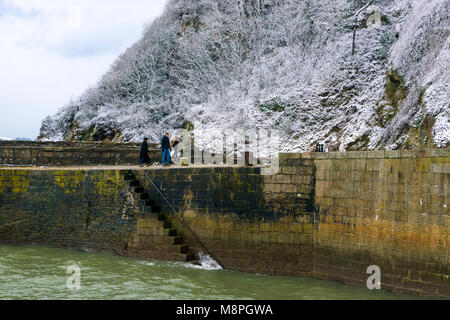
[0,0,168,140]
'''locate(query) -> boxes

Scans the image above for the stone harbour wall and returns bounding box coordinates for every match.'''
[0,169,136,254]
[0,168,195,262]
[313,150,449,296]
[135,158,315,276]
[0,149,448,297]
[0,141,159,166]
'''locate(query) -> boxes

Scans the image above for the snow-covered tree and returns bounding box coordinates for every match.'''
[39,0,449,152]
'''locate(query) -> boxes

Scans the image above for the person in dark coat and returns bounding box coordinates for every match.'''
[140,138,151,167]
[161,132,171,166]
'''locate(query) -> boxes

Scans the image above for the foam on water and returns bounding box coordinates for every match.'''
[138,261,155,267]
[196,252,222,270]
[0,245,430,300]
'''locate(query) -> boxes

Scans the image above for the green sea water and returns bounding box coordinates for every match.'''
[0,245,429,300]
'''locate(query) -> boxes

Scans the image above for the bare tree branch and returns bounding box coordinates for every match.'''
[352,0,375,55]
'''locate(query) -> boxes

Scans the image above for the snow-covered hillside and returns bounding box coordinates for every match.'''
[39,0,449,152]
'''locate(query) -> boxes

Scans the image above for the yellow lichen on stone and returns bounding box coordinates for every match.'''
[9,170,30,193]
[53,170,87,193]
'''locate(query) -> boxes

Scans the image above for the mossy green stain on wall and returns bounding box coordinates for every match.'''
[48,169,126,196]
[53,170,87,194]
[0,168,136,257]
[0,170,30,193]
[0,149,448,297]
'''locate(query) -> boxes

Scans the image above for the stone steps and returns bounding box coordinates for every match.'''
[133,186,145,193]
[128,249,195,262]
[121,170,196,263]
[137,199,160,213]
[124,174,136,181]
[129,180,140,187]
[132,242,189,254]
[167,228,177,236]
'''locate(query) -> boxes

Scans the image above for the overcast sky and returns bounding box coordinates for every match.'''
[0,0,168,140]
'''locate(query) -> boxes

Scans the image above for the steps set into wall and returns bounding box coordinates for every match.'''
[121,170,196,262]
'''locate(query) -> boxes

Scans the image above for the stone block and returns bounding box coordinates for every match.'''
[314,153,329,160]
[281,184,297,193]
[281,166,296,175]
[277,232,295,244]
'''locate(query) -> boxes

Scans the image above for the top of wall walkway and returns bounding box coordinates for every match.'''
[0,140,158,149]
[0,141,160,166]
[1,141,448,167]
[281,149,449,160]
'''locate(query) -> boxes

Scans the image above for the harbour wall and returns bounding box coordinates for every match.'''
[0,169,136,254]
[0,141,159,166]
[0,149,448,297]
[313,150,448,296]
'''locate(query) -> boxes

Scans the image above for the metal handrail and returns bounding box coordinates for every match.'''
[144,171,223,267]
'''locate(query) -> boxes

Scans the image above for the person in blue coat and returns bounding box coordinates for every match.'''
[161,132,171,166]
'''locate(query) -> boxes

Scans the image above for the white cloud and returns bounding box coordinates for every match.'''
[0,0,168,139]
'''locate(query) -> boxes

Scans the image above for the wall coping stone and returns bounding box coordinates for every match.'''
[307,149,449,160]
[0,141,158,150]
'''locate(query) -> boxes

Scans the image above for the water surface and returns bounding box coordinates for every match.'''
[0,245,427,300]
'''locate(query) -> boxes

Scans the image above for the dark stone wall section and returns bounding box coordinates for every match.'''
[0,141,159,166]
[134,160,316,277]
[0,148,448,297]
[0,169,136,255]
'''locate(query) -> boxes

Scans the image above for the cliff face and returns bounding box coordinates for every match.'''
[39,0,449,152]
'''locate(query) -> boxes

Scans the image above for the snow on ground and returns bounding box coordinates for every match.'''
[39,0,449,155]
